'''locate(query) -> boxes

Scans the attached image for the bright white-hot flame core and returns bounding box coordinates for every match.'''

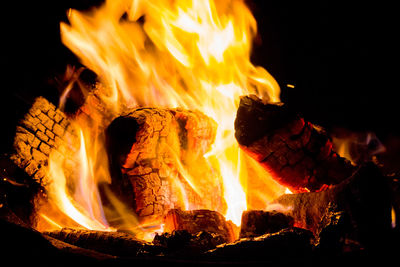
[40,0,285,235]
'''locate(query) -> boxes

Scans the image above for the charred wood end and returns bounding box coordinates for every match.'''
[164,209,237,243]
[10,97,76,186]
[234,95,293,146]
[235,95,355,192]
[239,210,294,238]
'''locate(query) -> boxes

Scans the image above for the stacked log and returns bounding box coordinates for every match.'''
[235,95,356,193]
[10,96,226,226]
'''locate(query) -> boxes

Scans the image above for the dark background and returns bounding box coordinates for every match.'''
[1,0,398,159]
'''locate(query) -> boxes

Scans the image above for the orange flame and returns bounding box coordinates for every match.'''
[39,0,285,237]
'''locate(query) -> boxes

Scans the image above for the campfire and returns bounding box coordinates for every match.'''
[1,0,399,264]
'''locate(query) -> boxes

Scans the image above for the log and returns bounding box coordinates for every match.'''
[43,228,149,257]
[0,155,41,227]
[10,97,76,186]
[164,209,237,243]
[204,227,314,262]
[272,162,392,249]
[314,202,347,254]
[43,234,115,260]
[239,210,294,238]
[0,218,108,265]
[235,95,356,192]
[153,230,226,255]
[8,97,78,228]
[10,97,226,226]
[106,108,225,222]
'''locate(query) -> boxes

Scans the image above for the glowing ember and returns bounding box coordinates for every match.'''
[39,0,286,238]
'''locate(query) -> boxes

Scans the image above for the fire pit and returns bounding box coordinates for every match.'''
[1,0,399,265]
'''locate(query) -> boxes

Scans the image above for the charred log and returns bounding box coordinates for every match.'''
[43,234,114,260]
[272,162,392,249]
[6,97,78,227]
[0,155,42,227]
[164,209,237,244]
[10,97,76,186]
[204,227,314,262]
[239,210,294,238]
[43,228,149,257]
[235,95,356,192]
[314,203,347,255]
[106,108,225,222]
[0,219,106,265]
[153,230,225,256]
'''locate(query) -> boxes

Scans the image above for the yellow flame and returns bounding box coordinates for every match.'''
[41,0,282,234]
[43,127,111,231]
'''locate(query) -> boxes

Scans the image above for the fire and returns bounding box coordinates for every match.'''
[43,125,111,231]
[39,0,285,237]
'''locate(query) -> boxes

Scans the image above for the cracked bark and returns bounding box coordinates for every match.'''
[11,97,77,186]
[106,108,226,222]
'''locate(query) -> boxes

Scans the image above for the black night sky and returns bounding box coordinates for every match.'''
[1,0,398,161]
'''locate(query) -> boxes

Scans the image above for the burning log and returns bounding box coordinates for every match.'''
[239,210,294,238]
[106,108,226,222]
[10,97,76,186]
[10,97,226,226]
[164,209,237,244]
[235,95,356,192]
[272,162,392,249]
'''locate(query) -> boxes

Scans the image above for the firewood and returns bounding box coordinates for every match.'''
[171,109,225,213]
[153,230,226,255]
[43,234,115,260]
[0,218,110,264]
[43,228,149,257]
[235,95,356,192]
[314,202,347,254]
[164,209,237,243]
[106,109,225,222]
[272,162,392,249]
[239,210,294,238]
[204,227,314,262]
[10,97,76,186]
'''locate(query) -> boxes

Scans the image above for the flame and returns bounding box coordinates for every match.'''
[332,129,386,164]
[392,206,396,229]
[41,125,111,231]
[39,0,283,236]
